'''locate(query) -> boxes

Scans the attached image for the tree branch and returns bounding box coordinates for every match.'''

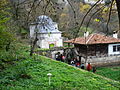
[77,0,103,37]
[106,0,114,35]
[86,5,105,32]
[44,0,51,15]
[115,0,120,31]
[66,0,77,25]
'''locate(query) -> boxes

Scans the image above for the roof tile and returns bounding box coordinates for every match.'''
[65,33,120,45]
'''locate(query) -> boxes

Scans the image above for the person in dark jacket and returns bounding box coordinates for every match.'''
[81,63,85,69]
[92,67,96,73]
[55,52,61,61]
[71,58,76,66]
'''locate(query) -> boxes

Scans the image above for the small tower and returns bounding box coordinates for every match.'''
[30,15,63,49]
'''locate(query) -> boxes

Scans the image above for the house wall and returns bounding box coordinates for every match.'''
[37,33,63,49]
[30,24,63,49]
[108,43,120,55]
[75,44,108,57]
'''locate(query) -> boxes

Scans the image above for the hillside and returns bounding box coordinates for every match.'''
[96,66,120,81]
[0,51,120,90]
[1,0,120,89]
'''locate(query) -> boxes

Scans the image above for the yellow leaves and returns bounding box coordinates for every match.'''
[60,13,67,17]
[80,3,91,12]
[103,7,109,13]
[94,18,100,22]
[101,7,109,19]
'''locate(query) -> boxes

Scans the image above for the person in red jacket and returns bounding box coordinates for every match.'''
[86,63,92,71]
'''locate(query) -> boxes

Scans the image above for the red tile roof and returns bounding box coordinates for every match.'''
[64,33,120,45]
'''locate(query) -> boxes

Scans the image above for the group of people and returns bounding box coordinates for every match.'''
[55,52,65,62]
[70,59,85,69]
[71,58,81,67]
[55,52,96,73]
[71,59,96,73]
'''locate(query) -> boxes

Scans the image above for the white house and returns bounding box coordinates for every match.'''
[30,15,63,49]
[65,33,120,56]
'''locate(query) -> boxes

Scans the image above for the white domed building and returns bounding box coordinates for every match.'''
[30,15,63,49]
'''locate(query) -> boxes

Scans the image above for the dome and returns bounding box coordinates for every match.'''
[36,15,53,24]
[34,15,61,34]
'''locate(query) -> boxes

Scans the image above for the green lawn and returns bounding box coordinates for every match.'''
[0,52,120,90]
[96,66,120,81]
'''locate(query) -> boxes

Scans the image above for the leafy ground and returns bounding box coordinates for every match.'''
[0,45,120,90]
[96,66,120,81]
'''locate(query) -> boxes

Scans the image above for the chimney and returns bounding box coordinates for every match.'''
[84,31,89,37]
[113,31,118,38]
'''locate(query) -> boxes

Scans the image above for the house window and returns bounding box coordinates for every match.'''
[117,45,120,51]
[113,45,120,52]
[113,46,116,52]
[49,43,55,48]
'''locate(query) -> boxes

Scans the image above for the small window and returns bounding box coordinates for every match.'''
[117,45,120,51]
[113,46,116,52]
[113,45,120,52]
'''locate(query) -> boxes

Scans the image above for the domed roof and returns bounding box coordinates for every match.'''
[36,15,53,24]
[31,15,61,34]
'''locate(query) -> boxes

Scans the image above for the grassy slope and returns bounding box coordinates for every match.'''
[96,66,120,81]
[0,53,120,90]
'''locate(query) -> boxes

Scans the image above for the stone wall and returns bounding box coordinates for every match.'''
[84,55,120,67]
[37,47,120,67]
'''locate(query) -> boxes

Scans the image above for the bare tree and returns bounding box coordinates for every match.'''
[9,0,120,57]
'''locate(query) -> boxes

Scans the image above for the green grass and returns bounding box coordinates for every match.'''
[0,54,120,90]
[0,44,120,90]
[96,66,120,81]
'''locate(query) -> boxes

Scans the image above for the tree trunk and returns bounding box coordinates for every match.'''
[30,32,38,56]
[115,0,120,30]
